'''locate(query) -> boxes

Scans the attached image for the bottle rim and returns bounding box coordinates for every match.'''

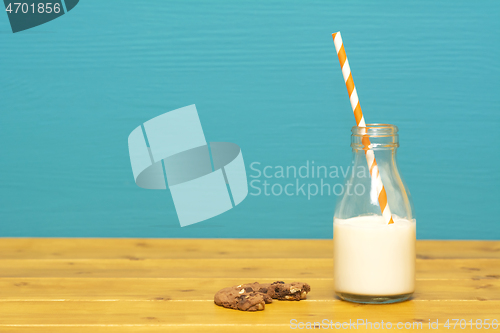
[351,123,399,137]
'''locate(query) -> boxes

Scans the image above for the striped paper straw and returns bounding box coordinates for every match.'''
[332,31,394,225]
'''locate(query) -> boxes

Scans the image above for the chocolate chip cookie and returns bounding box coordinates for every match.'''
[264,281,311,301]
[214,281,310,311]
[214,282,273,311]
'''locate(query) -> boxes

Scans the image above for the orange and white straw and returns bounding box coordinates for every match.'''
[332,31,394,224]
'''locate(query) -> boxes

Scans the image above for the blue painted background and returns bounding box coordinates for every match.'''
[1,1,499,239]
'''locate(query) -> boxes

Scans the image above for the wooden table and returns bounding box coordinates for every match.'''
[0,239,498,332]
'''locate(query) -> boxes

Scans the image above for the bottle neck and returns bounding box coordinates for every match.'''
[336,123,414,221]
[351,124,399,152]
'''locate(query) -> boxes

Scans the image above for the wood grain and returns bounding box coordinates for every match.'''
[0,278,498,301]
[0,239,498,259]
[0,300,498,324]
[0,239,498,332]
[0,258,498,279]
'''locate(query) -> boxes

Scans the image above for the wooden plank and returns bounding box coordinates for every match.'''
[416,240,500,259]
[2,325,499,333]
[0,328,294,333]
[0,239,498,259]
[0,239,332,259]
[0,258,498,279]
[0,300,498,325]
[0,278,498,301]
[2,319,500,333]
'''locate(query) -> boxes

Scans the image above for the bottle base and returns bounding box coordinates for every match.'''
[336,292,413,304]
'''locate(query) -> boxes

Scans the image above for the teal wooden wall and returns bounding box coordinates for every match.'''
[0,1,498,239]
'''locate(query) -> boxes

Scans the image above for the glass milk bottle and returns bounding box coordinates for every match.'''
[333,124,416,304]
